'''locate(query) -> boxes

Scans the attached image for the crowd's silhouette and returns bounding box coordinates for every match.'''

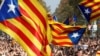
[50,35,100,56]
[0,32,100,56]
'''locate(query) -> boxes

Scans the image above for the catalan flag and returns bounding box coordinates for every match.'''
[72,15,77,23]
[48,19,85,47]
[51,26,86,47]
[53,16,58,21]
[79,0,100,22]
[63,17,73,25]
[94,0,100,2]
[68,28,86,45]
[78,5,92,22]
[0,0,52,56]
[63,17,70,25]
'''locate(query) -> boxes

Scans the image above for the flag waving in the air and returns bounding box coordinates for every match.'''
[63,17,73,25]
[0,0,52,56]
[72,15,77,23]
[78,5,92,22]
[78,0,100,22]
[53,16,58,21]
[68,28,86,44]
[63,17,70,25]
[48,18,86,46]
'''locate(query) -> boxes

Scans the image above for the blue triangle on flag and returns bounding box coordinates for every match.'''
[68,28,86,44]
[78,5,92,22]
[63,18,70,25]
[0,0,21,21]
[73,15,77,22]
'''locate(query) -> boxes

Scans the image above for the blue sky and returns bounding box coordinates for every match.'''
[44,0,60,14]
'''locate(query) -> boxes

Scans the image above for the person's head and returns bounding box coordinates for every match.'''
[47,12,53,20]
[47,13,52,17]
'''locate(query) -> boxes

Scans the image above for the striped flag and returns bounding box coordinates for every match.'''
[0,0,52,56]
[63,17,73,25]
[49,20,85,47]
[94,0,100,2]
[63,17,70,25]
[78,5,92,22]
[96,51,100,56]
[72,15,77,23]
[79,0,100,22]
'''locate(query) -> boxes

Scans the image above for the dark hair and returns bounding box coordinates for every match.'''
[47,14,52,17]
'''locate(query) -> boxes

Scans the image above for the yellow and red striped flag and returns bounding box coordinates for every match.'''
[94,0,100,2]
[0,0,52,56]
[48,19,85,47]
[79,0,100,22]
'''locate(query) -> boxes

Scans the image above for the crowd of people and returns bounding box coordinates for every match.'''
[0,32,27,56]
[51,36,100,56]
[0,31,100,56]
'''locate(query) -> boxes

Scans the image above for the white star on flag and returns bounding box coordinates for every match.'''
[84,8,90,15]
[71,33,79,38]
[8,0,16,13]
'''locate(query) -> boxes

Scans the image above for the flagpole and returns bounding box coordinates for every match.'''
[77,6,89,37]
[73,20,76,26]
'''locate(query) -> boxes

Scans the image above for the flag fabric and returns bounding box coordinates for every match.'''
[94,0,100,2]
[96,51,100,56]
[48,20,86,47]
[79,0,100,22]
[0,0,52,56]
[78,5,92,22]
[72,15,77,23]
[63,17,70,25]
[53,16,58,21]
[71,15,77,26]
[68,28,86,44]
[63,17,73,25]
[63,16,77,26]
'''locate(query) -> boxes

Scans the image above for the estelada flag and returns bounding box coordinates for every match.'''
[0,0,52,56]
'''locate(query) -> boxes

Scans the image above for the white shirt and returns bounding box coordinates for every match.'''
[92,24,97,31]
[2,54,6,56]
